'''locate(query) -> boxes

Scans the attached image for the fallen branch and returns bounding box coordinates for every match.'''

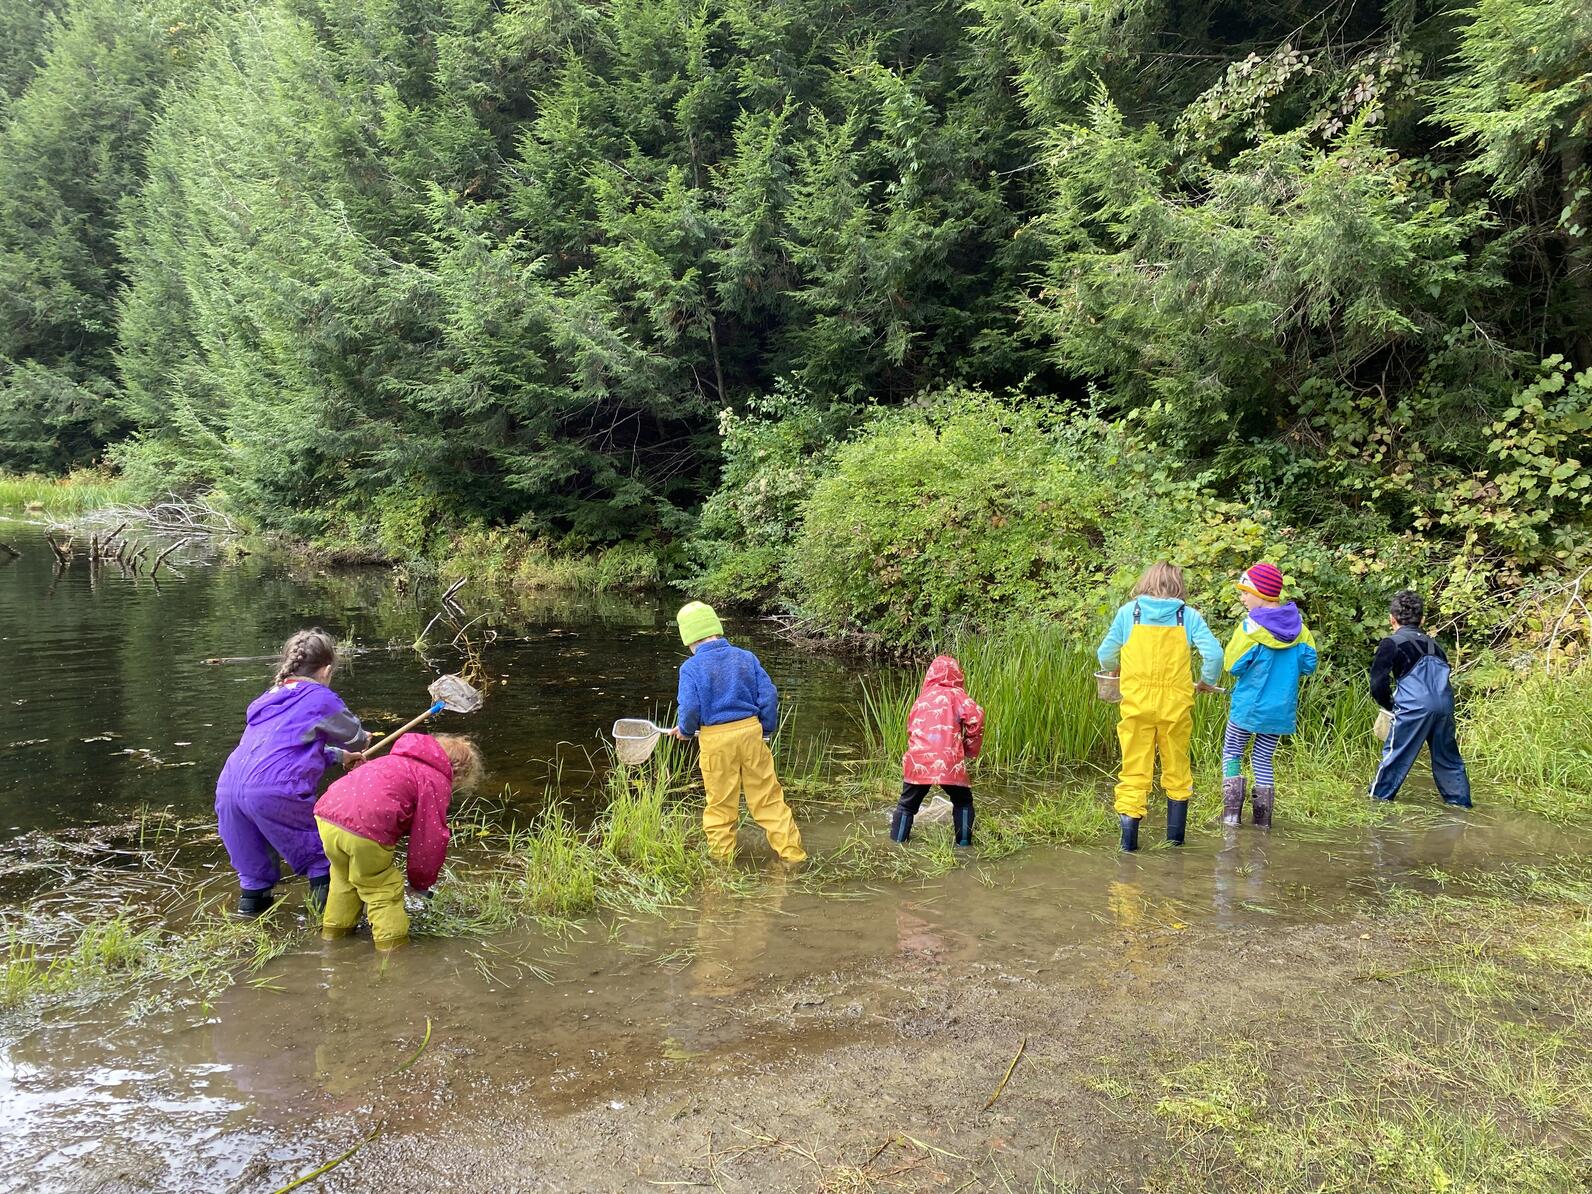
[150,538,190,576]
[0,541,18,559]
[983,1035,1027,1111]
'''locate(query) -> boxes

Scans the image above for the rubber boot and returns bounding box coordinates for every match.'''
[236,887,275,918]
[1442,794,1473,809]
[953,805,974,848]
[889,808,914,844]
[1166,799,1188,846]
[1252,786,1275,830]
[1119,815,1140,852]
[1221,775,1246,827]
[306,875,330,916]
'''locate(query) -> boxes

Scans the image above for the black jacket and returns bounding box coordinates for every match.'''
[1368,625,1448,711]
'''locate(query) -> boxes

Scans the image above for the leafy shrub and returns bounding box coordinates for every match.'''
[791,394,1437,653]
[687,380,856,608]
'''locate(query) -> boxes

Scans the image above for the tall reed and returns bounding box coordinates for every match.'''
[860,624,1119,772]
[0,470,132,515]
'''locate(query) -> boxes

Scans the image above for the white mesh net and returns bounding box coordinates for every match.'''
[429,674,483,713]
[881,795,954,824]
[612,718,662,766]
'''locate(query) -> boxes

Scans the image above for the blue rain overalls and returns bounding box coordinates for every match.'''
[1370,643,1471,806]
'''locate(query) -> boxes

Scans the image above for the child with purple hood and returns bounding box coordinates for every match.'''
[215,630,369,916]
[1220,563,1317,829]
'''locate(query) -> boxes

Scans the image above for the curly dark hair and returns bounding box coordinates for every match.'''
[1389,590,1425,627]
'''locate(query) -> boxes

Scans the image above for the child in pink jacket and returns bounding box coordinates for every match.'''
[314,733,483,950]
[890,655,985,847]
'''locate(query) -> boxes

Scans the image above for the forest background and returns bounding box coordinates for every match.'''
[0,0,1587,657]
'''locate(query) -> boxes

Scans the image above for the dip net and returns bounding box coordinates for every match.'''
[612,718,663,765]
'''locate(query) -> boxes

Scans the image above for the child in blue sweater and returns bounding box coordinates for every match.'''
[669,602,807,862]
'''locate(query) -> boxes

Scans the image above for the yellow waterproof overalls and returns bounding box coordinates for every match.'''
[697,717,807,862]
[1114,601,1195,820]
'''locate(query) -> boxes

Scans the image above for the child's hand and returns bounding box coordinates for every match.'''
[1195,681,1223,694]
[340,749,365,768]
[668,726,687,740]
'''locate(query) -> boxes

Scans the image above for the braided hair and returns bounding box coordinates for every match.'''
[273,629,339,687]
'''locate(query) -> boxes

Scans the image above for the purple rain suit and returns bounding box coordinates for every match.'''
[215,679,370,890]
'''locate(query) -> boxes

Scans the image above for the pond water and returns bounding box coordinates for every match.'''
[0,519,865,840]
[0,516,1574,1192]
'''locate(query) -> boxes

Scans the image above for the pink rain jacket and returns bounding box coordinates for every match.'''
[902,656,985,786]
[315,734,454,891]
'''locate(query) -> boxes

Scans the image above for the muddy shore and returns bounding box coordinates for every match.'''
[8,809,1584,1193]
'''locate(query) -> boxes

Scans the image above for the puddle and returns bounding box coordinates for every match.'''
[1,805,1573,1192]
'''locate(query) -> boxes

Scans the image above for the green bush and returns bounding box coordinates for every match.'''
[688,380,856,608]
[789,396,1424,652]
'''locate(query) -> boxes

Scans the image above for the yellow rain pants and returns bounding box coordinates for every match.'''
[316,818,409,948]
[1114,618,1195,820]
[697,717,807,862]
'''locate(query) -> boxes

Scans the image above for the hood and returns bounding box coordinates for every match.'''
[922,655,965,690]
[244,678,326,726]
[1247,602,1304,646]
[1133,596,1186,615]
[391,732,454,780]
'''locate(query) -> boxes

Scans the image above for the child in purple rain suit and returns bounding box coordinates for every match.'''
[215,630,369,916]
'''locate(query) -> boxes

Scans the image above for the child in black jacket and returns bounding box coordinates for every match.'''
[1368,591,1472,807]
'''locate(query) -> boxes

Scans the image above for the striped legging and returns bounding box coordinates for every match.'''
[1223,723,1281,787]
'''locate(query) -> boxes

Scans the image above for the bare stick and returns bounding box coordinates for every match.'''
[983,1036,1027,1110]
[100,522,128,555]
[150,538,188,576]
[1545,567,1590,674]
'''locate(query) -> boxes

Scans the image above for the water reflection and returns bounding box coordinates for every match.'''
[0,520,870,839]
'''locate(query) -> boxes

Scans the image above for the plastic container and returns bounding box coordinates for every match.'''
[1373,709,1393,742]
[1094,670,1122,703]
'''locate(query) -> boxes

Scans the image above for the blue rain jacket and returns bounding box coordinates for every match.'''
[1224,602,1319,735]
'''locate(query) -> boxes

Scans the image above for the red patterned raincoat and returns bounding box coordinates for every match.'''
[902,656,985,786]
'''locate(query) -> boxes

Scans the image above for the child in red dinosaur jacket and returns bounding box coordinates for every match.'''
[314,733,483,950]
[890,655,985,848]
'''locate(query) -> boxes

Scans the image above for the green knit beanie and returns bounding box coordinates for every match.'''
[677,601,724,646]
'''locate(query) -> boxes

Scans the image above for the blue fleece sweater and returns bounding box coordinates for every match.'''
[676,638,778,738]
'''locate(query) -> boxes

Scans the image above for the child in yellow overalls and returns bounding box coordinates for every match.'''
[1096,563,1224,851]
[669,602,807,863]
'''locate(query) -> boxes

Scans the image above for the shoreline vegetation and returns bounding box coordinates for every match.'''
[3,474,1590,1033]
[3,640,1588,1017]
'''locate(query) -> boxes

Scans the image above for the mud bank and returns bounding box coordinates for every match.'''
[5,808,1585,1193]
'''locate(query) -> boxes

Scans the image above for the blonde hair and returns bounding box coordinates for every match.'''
[435,734,484,794]
[1130,562,1186,601]
[274,629,339,687]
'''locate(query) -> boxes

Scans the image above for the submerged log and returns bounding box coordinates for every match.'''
[0,541,19,559]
